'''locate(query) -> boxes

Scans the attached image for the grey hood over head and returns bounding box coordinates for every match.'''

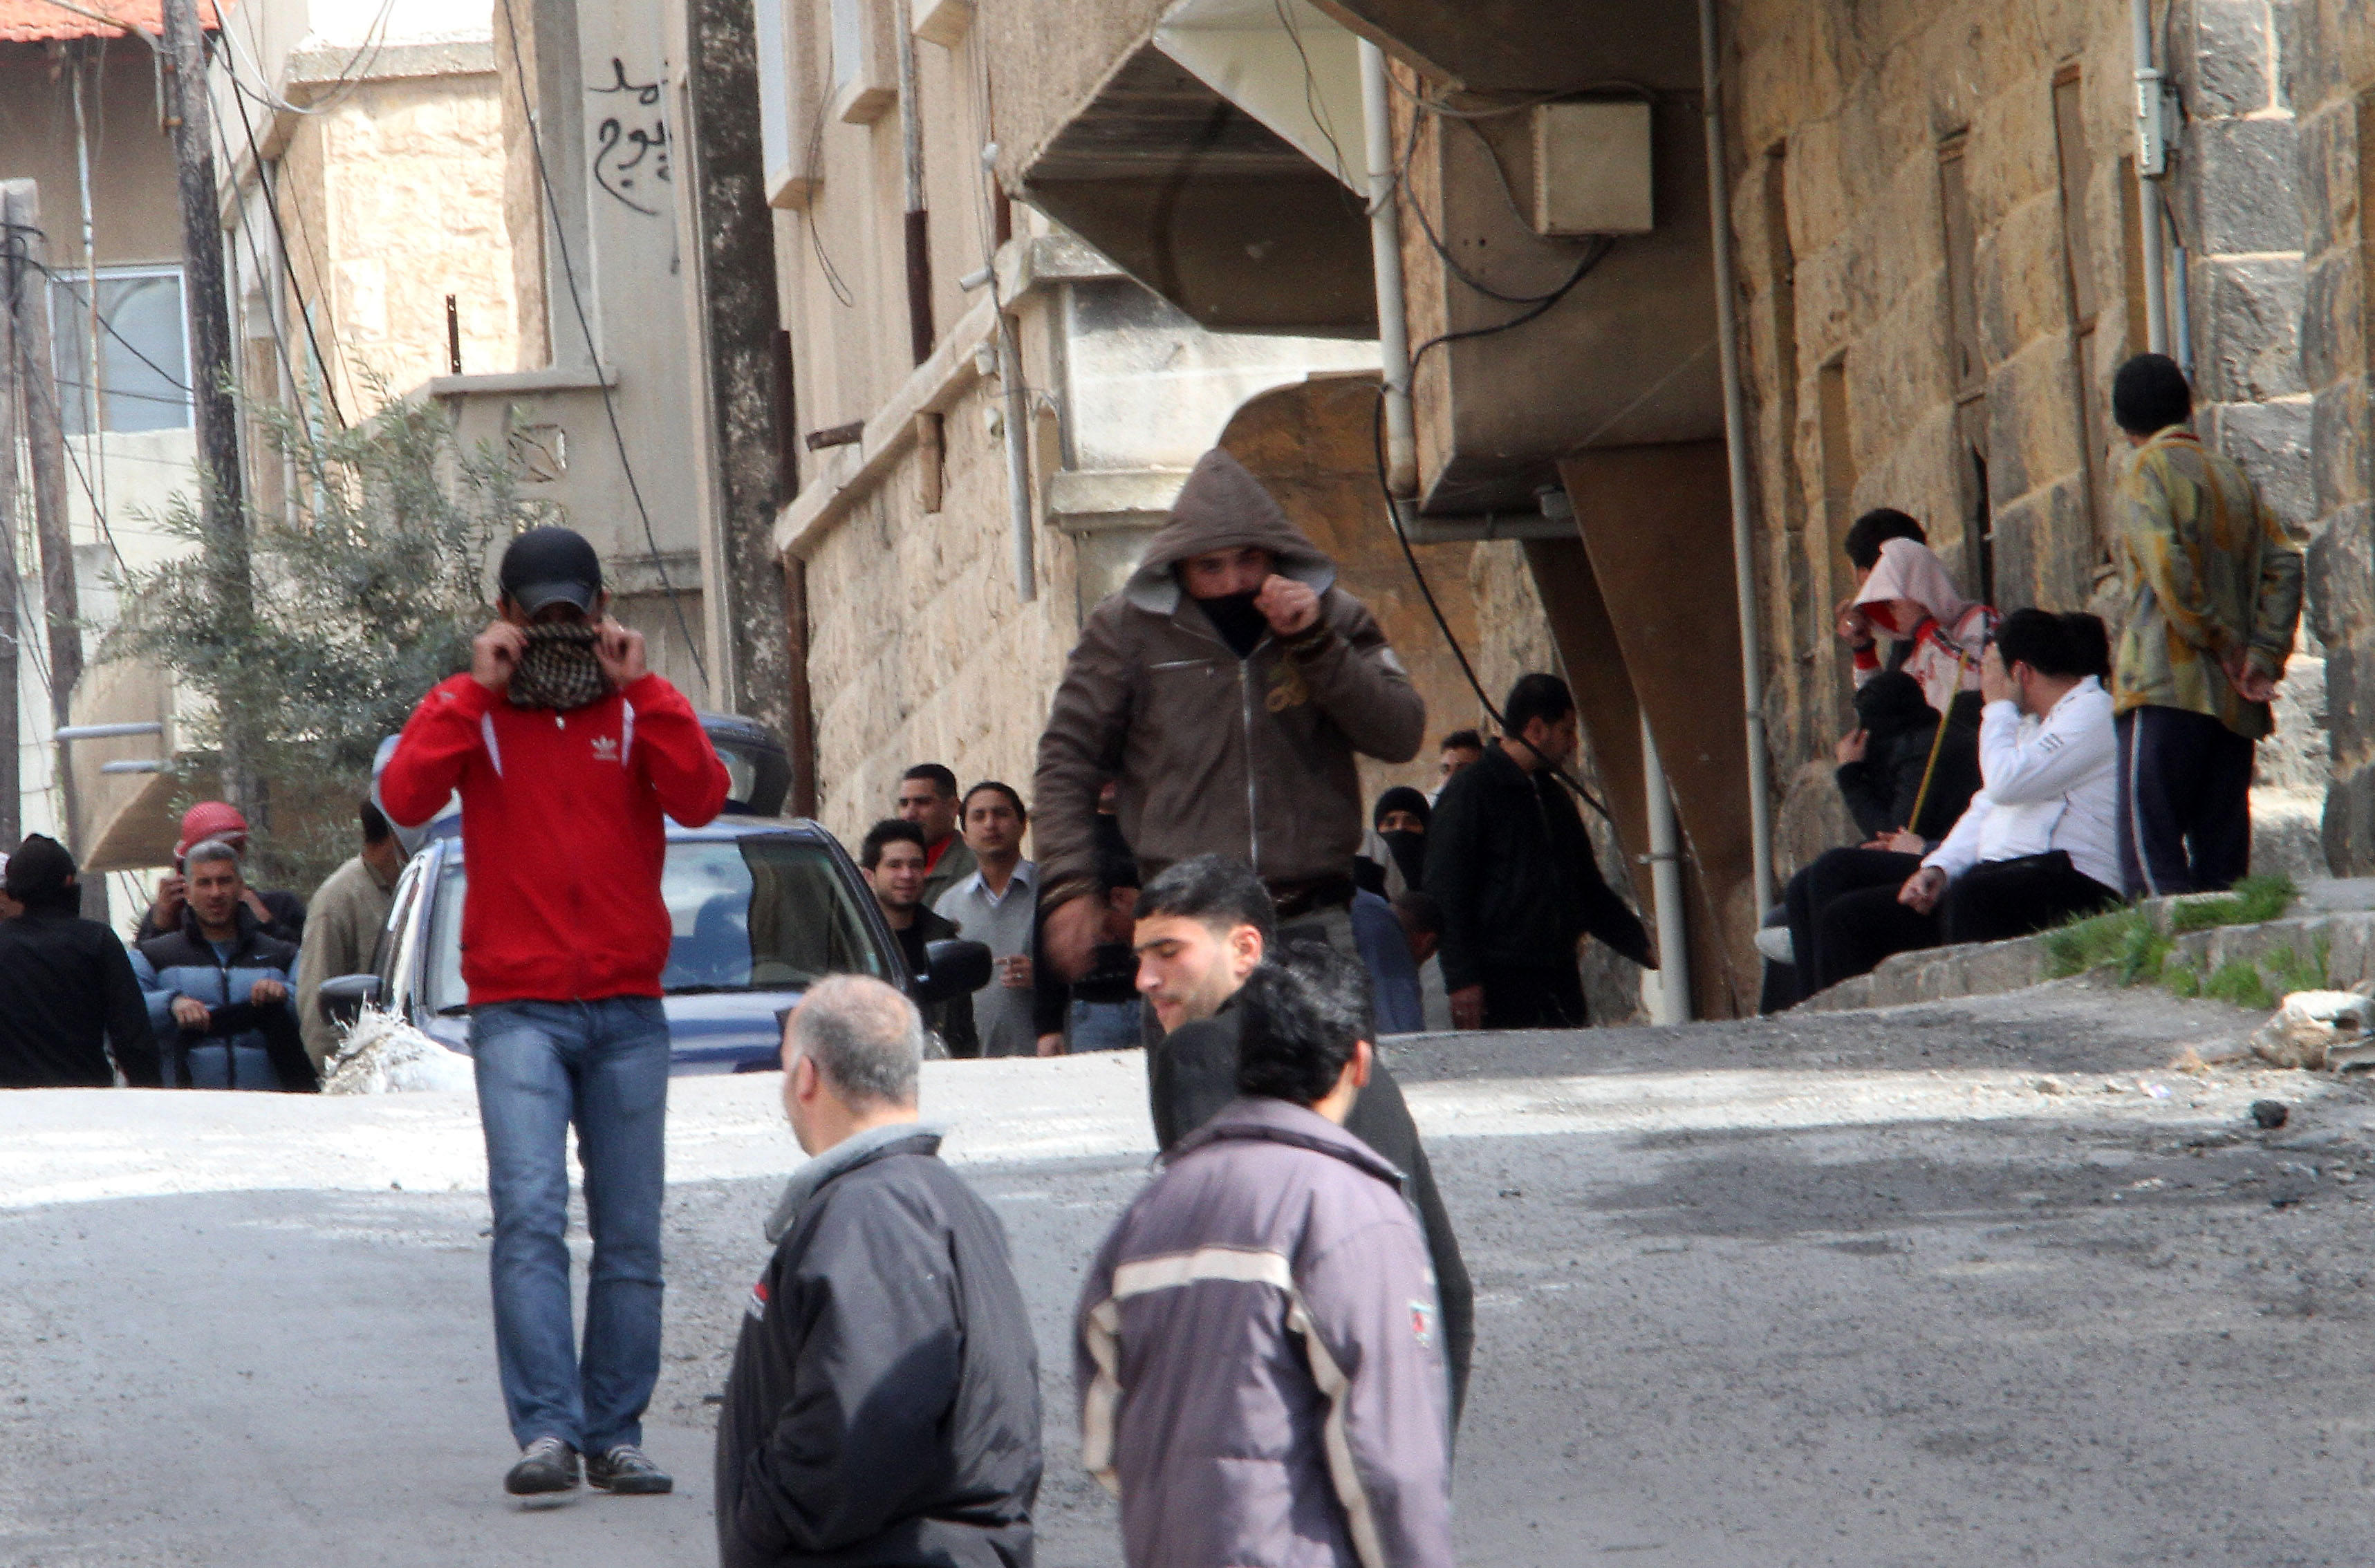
[1124,449,1337,615]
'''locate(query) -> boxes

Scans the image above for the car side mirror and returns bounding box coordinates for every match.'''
[913,939,991,1004]
[319,973,382,1027]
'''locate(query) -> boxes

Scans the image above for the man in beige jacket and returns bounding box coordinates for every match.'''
[1036,447,1425,978]
[295,801,407,1068]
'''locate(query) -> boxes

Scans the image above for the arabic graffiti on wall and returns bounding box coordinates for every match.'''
[590,58,670,216]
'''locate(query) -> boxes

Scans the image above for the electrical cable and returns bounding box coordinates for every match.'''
[1358,106,1621,821]
[494,0,707,686]
[219,35,347,429]
[4,229,133,574]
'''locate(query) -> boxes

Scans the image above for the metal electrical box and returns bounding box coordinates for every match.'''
[1531,100,1654,236]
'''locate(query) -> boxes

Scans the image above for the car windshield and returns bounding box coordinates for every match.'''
[423,836,889,1014]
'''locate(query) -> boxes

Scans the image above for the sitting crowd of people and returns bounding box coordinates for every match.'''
[1760,351,2307,1005]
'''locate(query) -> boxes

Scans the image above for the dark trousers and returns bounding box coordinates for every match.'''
[2117,706,2255,897]
[1479,961,1589,1029]
[1816,857,2122,987]
[1790,847,1924,999]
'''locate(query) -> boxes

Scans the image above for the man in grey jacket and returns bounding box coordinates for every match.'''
[715,976,1041,1567]
[1038,447,1426,979]
[1078,944,1454,1568]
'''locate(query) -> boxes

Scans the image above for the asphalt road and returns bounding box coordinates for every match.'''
[9,982,2375,1565]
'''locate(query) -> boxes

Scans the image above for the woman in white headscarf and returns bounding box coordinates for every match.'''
[1848,537,1998,714]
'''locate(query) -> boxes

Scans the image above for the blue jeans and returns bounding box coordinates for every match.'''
[470,997,670,1454]
[1065,997,1143,1052]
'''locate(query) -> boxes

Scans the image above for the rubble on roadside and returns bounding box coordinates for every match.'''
[322,1007,475,1094]
[2248,989,2375,1072]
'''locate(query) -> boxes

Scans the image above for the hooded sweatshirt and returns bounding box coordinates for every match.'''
[1034,450,1426,902]
[1852,538,1999,716]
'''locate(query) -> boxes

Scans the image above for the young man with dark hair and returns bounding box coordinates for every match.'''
[933,782,1037,1057]
[718,976,1040,1568]
[897,764,978,908]
[297,799,409,1070]
[2109,351,2305,897]
[1131,852,1472,1421]
[1427,673,1651,1029]
[1813,609,2121,987]
[861,819,976,1058]
[380,524,729,1498]
[0,834,160,1090]
[1077,942,1453,1568]
[133,841,313,1091]
[1435,729,1485,794]
[138,800,308,944]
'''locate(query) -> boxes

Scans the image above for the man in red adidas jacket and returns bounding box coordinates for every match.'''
[381,527,729,1501]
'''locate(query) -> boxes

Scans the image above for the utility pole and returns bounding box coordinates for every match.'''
[2,180,80,858]
[160,0,254,816]
[0,216,24,848]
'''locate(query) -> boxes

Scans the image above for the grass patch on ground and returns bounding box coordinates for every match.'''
[2040,874,2306,1003]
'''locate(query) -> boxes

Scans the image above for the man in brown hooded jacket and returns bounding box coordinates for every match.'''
[1037,449,1426,976]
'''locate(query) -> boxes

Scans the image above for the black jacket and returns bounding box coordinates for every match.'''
[1148,1003,1475,1426]
[1426,743,1651,990]
[899,906,978,1058]
[136,885,306,946]
[0,910,162,1088]
[715,1129,1041,1568]
[1834,690,1984,841]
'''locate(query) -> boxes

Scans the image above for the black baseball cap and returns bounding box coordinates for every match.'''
[498,526,603,615]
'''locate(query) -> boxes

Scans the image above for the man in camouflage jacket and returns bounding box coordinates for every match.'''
[2109,353,2304,897]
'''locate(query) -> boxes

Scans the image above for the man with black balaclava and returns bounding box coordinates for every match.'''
[0,834,161,1089]
[1036,447,1426,989]
[380,525,730,1502]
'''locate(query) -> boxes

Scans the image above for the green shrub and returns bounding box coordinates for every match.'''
[2168,873,2298,933]
[2163,960,2201,999]
[2204,960,2275,1011]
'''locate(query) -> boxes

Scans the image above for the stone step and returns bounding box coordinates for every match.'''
[1795,876,2375,1014]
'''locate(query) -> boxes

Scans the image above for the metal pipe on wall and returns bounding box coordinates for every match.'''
[1642,715,1691,1025]
[1358,39,1416,496]
[999,312,1036,602]
[2132,0,2168,353]
[1695,0,1776,915]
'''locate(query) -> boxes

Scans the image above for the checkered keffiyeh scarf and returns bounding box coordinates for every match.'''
[507,622,611,711]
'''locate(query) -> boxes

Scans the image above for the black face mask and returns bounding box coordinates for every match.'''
[1195,589,1269,658]
[1379,828,1428,890]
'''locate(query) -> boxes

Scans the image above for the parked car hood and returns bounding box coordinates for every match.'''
[413,990,801,1074]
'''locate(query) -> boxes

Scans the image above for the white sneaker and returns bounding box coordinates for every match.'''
[1754,924,1796,964]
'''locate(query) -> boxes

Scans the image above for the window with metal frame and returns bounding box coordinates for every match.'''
[49,265,192,436]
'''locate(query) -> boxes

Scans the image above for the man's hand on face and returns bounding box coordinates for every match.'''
[470,620,526,693]
[170,996,210,1032]
[250,976,288,1007]
[151,872,186,926]
[595,617,649,689]
[1898,866,1948,915]
[1449,984,1484,1031]
[1254,575,1320,637]
[1979,643,2013,706]
[1834,728,1868,767]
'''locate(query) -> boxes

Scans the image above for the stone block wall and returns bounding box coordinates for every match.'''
[2286,0,2375,872]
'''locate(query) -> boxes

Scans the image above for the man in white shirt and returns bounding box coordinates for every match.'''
[932,782,1039,1057]
[1811,609,2122,988]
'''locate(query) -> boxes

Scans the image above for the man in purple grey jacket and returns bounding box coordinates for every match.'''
[1076,943,1453,1568]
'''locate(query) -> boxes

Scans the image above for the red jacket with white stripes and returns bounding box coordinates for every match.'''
[380,672,730,1007]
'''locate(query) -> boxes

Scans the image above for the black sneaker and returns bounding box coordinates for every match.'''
[504,1436,580,1495]
[584,1444,673,1495]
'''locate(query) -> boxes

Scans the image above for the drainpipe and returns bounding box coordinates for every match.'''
[1358,39,1416,496]
[1642,715,1692,1024]
[999,310,1036,602]
[2132,0,2168,353]
[1697,0,1776,915]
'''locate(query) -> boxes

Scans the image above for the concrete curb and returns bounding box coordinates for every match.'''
[1797,896,2375,1014]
